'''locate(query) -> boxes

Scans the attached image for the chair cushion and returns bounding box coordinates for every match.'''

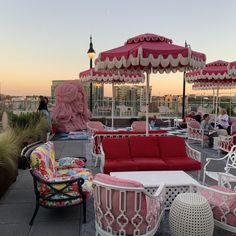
[157,136,186,158]
[103,160,138,174]
[165,157,201,170]
[129,136,160,158]
[134,158,168,171]
[199,186,236,227]
[102,137,131,160]
[35,168,93,199]
[95,173,144,188]
[55,157,85,169]
[39,194,83,207]
[30,150,55,180]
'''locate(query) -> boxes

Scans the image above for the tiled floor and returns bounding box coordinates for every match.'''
[0,139,235,236]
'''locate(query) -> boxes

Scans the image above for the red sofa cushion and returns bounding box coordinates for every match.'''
[134,158,168,171]
[166,157,201,170]
[103,160,138,174]
[102,137,130,160]
[157,136,186,158]
[129,136,160,158]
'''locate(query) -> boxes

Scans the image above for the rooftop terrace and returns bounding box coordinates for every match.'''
[0,139,235,236]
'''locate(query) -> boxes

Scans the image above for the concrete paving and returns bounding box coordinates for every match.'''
[0,139,235,236]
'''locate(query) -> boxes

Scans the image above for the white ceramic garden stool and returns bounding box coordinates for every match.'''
[169,193,214,236]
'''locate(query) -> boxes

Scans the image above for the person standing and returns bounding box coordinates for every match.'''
[37,96,51,125]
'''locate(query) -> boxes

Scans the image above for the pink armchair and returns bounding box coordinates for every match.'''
[87,121,107,135]
[187,120,208,147]
[218,133,236,155]
[196,173,236,233]
[93,173,165,236]
[131,121,147,132]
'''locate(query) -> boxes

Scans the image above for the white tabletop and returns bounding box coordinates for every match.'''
[110,171,199,187]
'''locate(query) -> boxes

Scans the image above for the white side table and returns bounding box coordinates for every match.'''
[169,193,214,236]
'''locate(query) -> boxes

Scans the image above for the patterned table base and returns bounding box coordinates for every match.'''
[146,185,194,209]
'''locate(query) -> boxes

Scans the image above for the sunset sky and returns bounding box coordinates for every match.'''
[1,0,236,97]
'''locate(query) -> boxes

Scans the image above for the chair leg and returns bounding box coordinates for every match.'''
[82,200,86,223]
[29,203,39,225]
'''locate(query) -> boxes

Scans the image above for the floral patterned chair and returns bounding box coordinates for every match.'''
[29,141,93,225]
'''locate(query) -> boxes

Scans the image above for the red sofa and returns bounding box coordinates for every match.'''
[101,136,201,175]
[91,130,167,166]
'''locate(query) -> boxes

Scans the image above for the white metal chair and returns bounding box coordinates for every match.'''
[93,173,165,236]
[218,133,236,155]
[187,120,208,147]
[87,121,107,135]
[131,121,147,132]
[195,173,236,233]
[203,145,236,184]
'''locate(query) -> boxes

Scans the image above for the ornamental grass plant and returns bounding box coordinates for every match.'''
[0,112,50,197]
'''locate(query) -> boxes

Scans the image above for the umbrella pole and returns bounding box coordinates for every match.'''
[112,83,114,130]
[215,85,219,127]
[212,89,215,115]
[146,72,150,136]
[182,71,186,120]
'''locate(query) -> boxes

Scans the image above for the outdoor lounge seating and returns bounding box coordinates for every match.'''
[93,173,165,236]
[203,145,236,184]
[87,121,107,135]
[101,136,201,179]
[29,141,93,225]
[218,133,236,155]
[131,121,147,132]
[90,130,167,167]
[196,173,236,233]
[187,120,208,147]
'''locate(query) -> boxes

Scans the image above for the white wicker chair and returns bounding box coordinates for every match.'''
[195,173,236,233]
[93,173,165,236]
[203,145,236,184]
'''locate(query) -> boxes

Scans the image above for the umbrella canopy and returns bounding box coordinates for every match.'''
[229,61,236,76]
[186,60,230,82]
[186,60,236,126]
[79,68,145,128]
[192,81,236,90]
[96,33,206,73]
[95,33,206,134]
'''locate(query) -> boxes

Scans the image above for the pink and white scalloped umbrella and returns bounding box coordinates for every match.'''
[186,60,236,125]
[95,33,206,134]
[79,68,145,128]
[229,61,236,76]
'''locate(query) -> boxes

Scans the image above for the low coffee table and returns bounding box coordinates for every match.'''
[110,171,199,209]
